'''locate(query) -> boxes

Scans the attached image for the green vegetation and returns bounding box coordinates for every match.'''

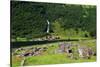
[12,56,23,67]
[11,1,96,40]
[12,40,96,67]
[11,1,96,67]
[24,54,96,65]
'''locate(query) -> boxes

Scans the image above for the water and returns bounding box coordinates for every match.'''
[46,20,50,33]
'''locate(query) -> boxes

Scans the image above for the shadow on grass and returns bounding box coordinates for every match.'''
[11,39,79,48]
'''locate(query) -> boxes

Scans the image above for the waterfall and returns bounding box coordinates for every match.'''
[46,20,50,33]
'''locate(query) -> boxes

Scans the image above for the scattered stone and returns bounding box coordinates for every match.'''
[78,46,94,59]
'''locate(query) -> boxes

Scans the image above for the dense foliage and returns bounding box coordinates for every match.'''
[11,1,96,39]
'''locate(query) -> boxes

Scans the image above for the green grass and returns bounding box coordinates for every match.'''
[12,39,96,66]
[12,56,23,67]
[24,54,96,66]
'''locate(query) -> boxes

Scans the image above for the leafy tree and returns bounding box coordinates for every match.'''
[11,1,96,40]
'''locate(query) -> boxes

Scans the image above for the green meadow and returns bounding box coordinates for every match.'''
[12,39,96,67]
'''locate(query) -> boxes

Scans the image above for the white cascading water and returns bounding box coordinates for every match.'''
[46,20,50,33]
